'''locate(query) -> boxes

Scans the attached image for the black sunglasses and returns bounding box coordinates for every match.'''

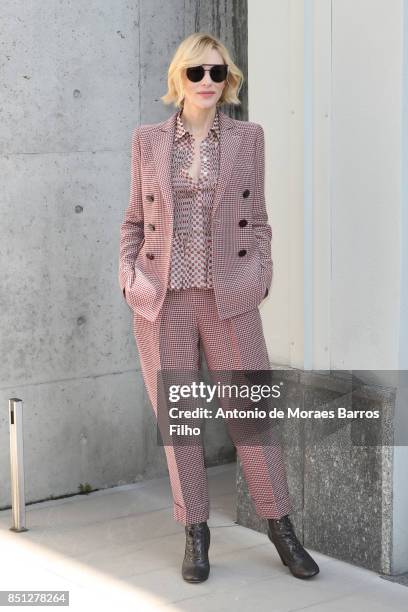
[186,64,228,83]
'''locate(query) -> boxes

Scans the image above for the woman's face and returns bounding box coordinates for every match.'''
[181,48,227,111]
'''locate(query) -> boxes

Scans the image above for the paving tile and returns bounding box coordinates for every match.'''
[0,462,405,612]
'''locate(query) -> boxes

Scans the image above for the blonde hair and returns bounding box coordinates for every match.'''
[161,32,244,109]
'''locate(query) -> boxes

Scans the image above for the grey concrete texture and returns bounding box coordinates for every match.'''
[237,368,397,575]
[1,1,247,507]
[3,464,408,611]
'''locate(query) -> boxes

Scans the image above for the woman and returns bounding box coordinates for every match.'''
[119,32,319,583]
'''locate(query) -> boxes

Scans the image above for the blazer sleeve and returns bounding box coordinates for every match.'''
[118,127,145,299]
[253,124,273,294]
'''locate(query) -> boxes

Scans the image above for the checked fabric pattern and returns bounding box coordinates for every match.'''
[167,107,220,290]
[132,287,294,525]
[118,108,272,322]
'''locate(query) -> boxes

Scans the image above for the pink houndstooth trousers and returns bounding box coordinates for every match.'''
[132,287,293,525]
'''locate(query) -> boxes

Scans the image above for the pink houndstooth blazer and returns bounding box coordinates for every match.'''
[118,109,272,323]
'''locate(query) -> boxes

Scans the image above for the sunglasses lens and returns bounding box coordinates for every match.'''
[186,65,228,83]
[210,65,228,82]
[186,66,205,82]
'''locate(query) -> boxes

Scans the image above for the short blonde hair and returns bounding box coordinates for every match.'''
[161,32,244,109]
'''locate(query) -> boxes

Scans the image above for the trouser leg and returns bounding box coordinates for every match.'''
[196,290,293,519]
[132,289,209,525]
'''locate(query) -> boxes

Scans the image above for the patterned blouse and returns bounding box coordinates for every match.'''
[167,107,220,290]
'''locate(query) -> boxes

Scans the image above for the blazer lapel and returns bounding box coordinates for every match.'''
[150,109,243,222]
[212,110,243,221]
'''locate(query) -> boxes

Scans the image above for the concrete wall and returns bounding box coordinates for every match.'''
[0,1,247,508]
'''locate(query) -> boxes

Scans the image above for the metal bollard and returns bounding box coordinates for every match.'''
[9,398,28,532]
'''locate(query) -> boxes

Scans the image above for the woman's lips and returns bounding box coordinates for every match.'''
[198,92,214,96]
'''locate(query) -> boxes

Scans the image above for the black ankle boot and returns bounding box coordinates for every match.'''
[267,515,319,579]
[182,521,210,583]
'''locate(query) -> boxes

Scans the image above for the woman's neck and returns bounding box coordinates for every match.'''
[180,105,217,139]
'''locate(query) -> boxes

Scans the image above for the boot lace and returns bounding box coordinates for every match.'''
[185,523,208,559]
[270,516,306,556]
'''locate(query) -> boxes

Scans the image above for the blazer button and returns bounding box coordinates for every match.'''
[146,252,155,260]
[146,194,154,202]
[243,189,250,198]
[239,219,248,227]
[238,249,247,257]
[148,223,156,231]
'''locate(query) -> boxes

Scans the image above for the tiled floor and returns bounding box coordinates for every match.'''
[0,463,406,611]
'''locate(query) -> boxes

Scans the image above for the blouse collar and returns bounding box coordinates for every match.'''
[175,107,220,142]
